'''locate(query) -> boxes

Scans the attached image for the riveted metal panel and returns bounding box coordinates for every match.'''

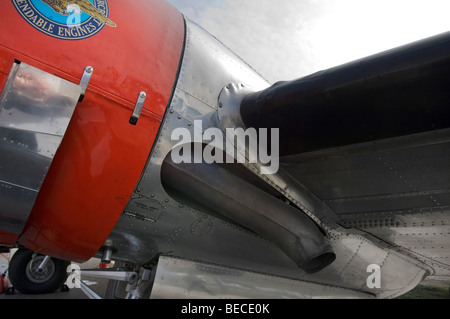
[150,256,374,299]
[0,62,81,234]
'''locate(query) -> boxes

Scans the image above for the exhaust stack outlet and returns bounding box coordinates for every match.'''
[161,157,336,274]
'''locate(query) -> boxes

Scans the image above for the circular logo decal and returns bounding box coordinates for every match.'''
[12,0,116,40]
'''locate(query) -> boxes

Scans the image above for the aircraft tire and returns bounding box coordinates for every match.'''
[8,248,70,294]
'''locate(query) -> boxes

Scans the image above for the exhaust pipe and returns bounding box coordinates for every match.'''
[161,156,335,274]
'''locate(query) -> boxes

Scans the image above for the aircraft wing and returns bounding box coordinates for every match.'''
[240,30,450,288]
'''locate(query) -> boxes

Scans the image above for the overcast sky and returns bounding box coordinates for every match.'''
[167,0,450,83]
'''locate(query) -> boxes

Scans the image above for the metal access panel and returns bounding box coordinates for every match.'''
[150,256,373,299]
[0,62,81,235]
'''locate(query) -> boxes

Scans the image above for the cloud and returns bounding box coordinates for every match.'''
[168,0,450,83]
[166,0,226,25]
[198,0,323,82]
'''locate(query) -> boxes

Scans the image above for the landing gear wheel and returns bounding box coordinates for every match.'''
[8,249,70,294]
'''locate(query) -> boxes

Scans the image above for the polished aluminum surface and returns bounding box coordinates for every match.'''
[106,19,442,298]
[80,270,138,282]
[150,256,373,299]
[279,129,450,284]
[217,83,252,130]
[0,62,81,234]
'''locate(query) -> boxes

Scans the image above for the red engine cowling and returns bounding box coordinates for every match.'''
[0,0,184,262]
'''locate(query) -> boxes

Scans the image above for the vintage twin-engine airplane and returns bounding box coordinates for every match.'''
[1,0,450,299]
